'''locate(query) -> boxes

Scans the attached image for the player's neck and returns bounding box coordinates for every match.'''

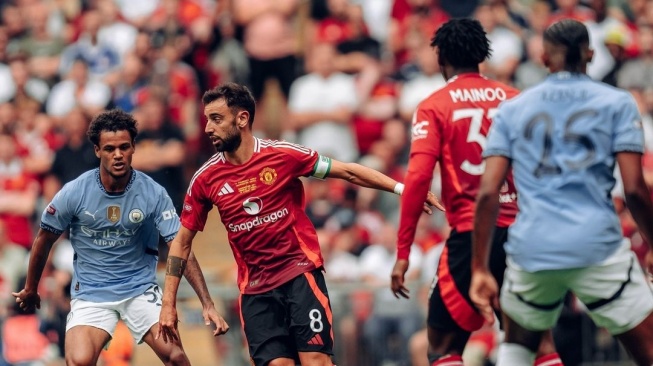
[224,134,255,165]
[446,67,480,80]
[100,169,132,193]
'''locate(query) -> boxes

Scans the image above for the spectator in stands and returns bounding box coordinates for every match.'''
[514,34,548,90]
[7,2,65,82]
[233,0,300,133]
[96,0,138,61]
[58,10,120,84]
[1,277,60,366]
[360,222,423,366]
[586,0,626,80]
[398,43,446,123]
[618,23,653,92]
[113,53,149,113]
[46,58,112,118]
[548,0,595,24]
[0,221,27,318]
[12,99,55,175]
[1,5,27,43]
[0,132,39,250]
[132,93,186,211]
[43,108,96,202]
[601,26,629,87]
[352,61,398,156]
[149,37,201,147]
[288,42,359,162]
[388,0,449,70]
[7,55,49,107]
[475,1,523,84]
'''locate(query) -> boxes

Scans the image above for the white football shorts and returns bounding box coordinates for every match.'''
[501,239,653,335]
[66,285,163,343]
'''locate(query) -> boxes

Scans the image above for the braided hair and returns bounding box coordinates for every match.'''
[543,19,590,70]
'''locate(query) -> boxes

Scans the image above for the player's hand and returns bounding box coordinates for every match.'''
[12,288,41,313]
[391,259,410,299]
[645,250,653,282]
[469,269,499,325]
[423,191,446,214]
[202,304,230,337]
[157,302,180,343]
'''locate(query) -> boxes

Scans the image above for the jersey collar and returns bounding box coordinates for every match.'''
[94,168,136,195]
[547,72,591,81]
[446,72,487,84]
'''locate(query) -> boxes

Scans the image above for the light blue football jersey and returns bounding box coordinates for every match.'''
[41,169,180,302]
[484,72,644,271]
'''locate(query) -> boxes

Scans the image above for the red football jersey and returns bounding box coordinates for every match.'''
[397,73,519,259]
[181,138,329,294]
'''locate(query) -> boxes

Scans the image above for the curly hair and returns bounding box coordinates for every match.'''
[543,19,590,69]
[202,82,256,127]
[430,18,492,69]
[87,109,138,146]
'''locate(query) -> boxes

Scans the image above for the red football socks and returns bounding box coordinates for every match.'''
[431,354,464,366]
[534,352,563,366]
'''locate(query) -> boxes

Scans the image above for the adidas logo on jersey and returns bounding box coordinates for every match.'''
[218,183,234,196]
[307,334,324,346]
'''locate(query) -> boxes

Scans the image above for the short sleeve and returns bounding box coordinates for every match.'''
[409,104,441,158]
[612,94,644,154]
[153,186,181,243]
[483,106,513,159]
[40,183,76,234]
[276,142,320,178]
[180,176,212,232]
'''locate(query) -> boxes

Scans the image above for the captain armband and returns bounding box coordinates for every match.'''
[166,256,187,278]
[310,155,332,180]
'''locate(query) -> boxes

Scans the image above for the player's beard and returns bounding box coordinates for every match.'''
[213,122,242,153]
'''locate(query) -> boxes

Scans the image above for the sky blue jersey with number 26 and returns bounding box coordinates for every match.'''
[40,169,180,302]
[484,72,644,272]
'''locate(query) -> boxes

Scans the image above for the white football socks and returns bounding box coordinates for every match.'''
[496,343,536,366]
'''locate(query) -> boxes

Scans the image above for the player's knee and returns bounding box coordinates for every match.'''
[65,350,98,366]
[409,328,428,358]
[427,326,467,356]
[535,330,557,356]
[267,358,297,366]
[297,352,333,366]
[160,346,189,366]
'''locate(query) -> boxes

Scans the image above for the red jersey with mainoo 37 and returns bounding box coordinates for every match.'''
[181,138,324,295]
[398,74,519,257]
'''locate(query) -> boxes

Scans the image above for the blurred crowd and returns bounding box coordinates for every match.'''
[0,0,652,365]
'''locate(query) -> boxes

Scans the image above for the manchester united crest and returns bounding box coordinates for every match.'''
[107,205,121,223]
[259,167,277,185]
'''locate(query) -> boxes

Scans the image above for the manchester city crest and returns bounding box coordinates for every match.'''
[129,208,145,224]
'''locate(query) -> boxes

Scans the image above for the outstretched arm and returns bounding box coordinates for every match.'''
[326,159,444,212]
[13,229,61,312]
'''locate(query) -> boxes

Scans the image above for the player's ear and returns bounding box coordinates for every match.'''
[585,48,594,64]
[94,145,100,158]
[238,111,249,128]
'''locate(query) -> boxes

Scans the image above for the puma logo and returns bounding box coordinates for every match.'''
[84,210,98,220]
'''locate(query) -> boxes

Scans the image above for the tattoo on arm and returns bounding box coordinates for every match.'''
[166,256,187,278]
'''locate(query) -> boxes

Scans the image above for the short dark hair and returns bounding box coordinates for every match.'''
[202,82,256,127]
[543,19,590,67]
[430,18,492,69]
[87,109,138,146]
